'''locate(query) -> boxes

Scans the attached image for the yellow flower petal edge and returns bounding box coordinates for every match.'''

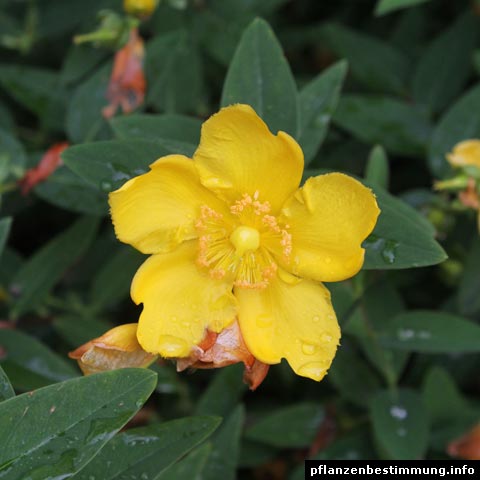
[236,270,340,381]
[447,139,480,169]
[279,173,380,282]
[132,241,238,357]
[109,154,230,254]
[194,104,304,213]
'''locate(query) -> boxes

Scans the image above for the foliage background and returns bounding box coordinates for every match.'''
[0,0,480,477]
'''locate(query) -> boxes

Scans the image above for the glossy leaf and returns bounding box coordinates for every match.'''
[10,216,100,317]
[245,403,323,448]
[298,60,347,164]
[370,389,429,459]
[380,311,480,352]
[62,140,170,191]
[363,182,447,269]
[429,83,480,178]
[458,237,480,315]
[0,217,12,259]
[73,416,221,480]
[0,365,14,402]
[334,95,431,156]
[0,328,78,390]
[0,369,157,480]
[110,113,201,157]
[201,405,244,480]
[412,13,477,114]
[157,443,212,480]
[321,23,409,94]
[375,0,430,16]
[221,18,299,137]
[365,145,389,189]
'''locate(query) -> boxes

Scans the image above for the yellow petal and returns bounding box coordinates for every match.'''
[280,173,380,282]
[447,140,480,168]
[194,104,304,213]
[109,154,228,254]
[69,324,157,375]
[132,241,237,357]
[236,271,340,381]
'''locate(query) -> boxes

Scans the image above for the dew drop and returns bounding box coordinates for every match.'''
[397,328,415,341]
[397,427,407,437]
[312,315,320,323]
[301,342,317,355]
[100,180,112,192]
[170,316,177,322]
[321,333,333,343]
[390,405,408,420]
[256,314,272,328]
[298,362,327,380]
[381,240,399,265]
[157,335,188,356]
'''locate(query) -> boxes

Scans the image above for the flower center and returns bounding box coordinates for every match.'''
[195,192,292,289]
[230,226,260,256]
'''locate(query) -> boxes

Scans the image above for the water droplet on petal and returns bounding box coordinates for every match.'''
[157,335,188,356]
[321,333,333,343]
[298,361,327,380]
[301,342,317,355]
[312,315,320,323]
[256,314,272,328]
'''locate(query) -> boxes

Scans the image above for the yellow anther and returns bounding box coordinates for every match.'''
[230,226,260,256]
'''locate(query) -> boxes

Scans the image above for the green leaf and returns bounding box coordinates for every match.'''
[0,329,77,390]
[53,316,113,348]
[146,30,205,114]
[0,217,12,259]
[110,113,201,157]
[0,369,157,480]
[60,44,109,86]
[10,216,100,317]
[0,100,14,132]
[62,140,170,190]
[375,0,430,16]
[0,365,14,402]
[201,405,244,480]
[157,443,212,480]
[245,403,323,448]
[429,83,480,178]
[334,95,431,156]
[321,23,410,95]
[73,416,220,480]
[365,145,389,189]
[363,182,447,269]
[221,18,299,137]
[90,246,144,310]
[380,310,480,353]
[298,60,347,165]
[0,127,27,180]
[369,389,429,459]
[195,364,246,417]
[35,166,108,216]
[458,238,480,315]
[66,63,111,143]
[412,13,477,114]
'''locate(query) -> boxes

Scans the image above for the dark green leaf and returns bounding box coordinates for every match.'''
[35,167,108,216]
[146,30,205,114]
[0,217,12,259]
[53,316,113,348]
[321,23,410,95]
[221,18,299,137]
[245,403,323,448]
[0,100,14,131]
[0,365,14,402]
[429,83,480,178]
[201,405,244,480]
[365,145,389,190]
[370,389,429,459]
[157,443,211,480]
[380,310,480,353]
[73,416,220,480]
[334,95,431,156]
[110,113,201,157]
[0,127,26,180]
[412,13,477,114]
[195,364,246,417]
[60,44,109,86]
[10,216,100,317]
[458,238,480,315]
[363,182,446,269]
[0,329,77,390]
[62,140,170,190]
[0,369,157,480]
[299,60,347,164]
[375,0,430,16]
[90,246,144,310]
[66,63,111,143]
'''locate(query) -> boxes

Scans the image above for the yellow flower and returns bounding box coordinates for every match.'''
[109,104,380,382]
[123,0,158,17]
[69,323,157,375]
[446,139,480,169]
